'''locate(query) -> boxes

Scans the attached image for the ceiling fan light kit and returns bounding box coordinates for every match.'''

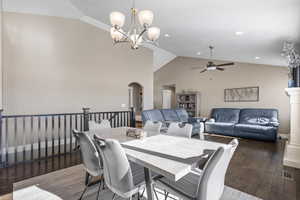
[109,0,160,49]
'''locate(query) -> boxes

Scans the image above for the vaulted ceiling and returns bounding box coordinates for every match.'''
[70,0,300,67]
[4,0,300,67]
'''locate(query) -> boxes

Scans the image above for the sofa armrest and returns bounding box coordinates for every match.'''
[207,118,215,123]
[268,122,280,127]
[188,118,200,123]
[188,117,205,123]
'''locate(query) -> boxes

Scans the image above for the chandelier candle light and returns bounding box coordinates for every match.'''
[109,1,160,49]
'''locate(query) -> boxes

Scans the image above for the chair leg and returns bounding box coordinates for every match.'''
[85,172,90,186]
[153,189,159,200]
[79,173,91,200]
[112,193,116,200]
[101,175,106,190]
[164,191,169,200]
[140,188,145,197]
[96,180,102,200]
[79,185,89,200]
[137,192,140,200]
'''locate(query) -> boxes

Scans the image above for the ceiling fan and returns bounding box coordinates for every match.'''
[192,46,235,73]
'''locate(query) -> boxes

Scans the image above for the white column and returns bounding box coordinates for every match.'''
[0,0,2,109]
[284,88,300,168]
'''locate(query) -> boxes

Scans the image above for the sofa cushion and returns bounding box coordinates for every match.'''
[161,109,180,122]
[211,108,240,123]
[205,122,235,136]
[235,124,276,135]
[175,109,189,122]
[239,109,279,125]
[142,110,165,122]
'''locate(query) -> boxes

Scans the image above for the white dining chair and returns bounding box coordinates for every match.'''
[94,138,147,200]
[72,130,103,200]
[89,119,111,131]
[154,139,239,200]
[143,121,163,133]
[166,122,193,138]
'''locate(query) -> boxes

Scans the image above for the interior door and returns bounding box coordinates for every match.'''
[162,90,172,109]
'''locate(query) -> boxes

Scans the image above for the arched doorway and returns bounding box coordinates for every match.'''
[128,82,143,114]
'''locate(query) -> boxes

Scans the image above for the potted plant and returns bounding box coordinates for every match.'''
[283,42,300,88]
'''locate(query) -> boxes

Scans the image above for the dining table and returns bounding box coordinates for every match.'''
[91,127,227,200]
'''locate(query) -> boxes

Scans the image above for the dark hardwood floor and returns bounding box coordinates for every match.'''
[0,152,82,196]
[1,135,300,200]
[206,135,300,200]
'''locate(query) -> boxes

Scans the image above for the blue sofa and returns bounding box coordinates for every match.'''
[142,109,204,136]
[205,108,279,142]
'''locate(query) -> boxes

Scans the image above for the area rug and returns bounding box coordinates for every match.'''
[13,185,263,200]
[13,165,263,200]
[13,186,62,200]
[82,184,263,200]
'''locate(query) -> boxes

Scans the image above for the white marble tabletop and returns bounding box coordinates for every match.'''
[123,134,227,181]
[123,134,225,159]
[93,127,226,181]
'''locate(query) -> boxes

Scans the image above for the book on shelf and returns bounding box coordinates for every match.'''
[176,92,200,117]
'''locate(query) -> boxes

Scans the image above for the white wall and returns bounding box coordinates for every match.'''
[3,0,176,72]
[3,12,153,114]
[3,0,83,19]
[153,47,176,72]
[154,56,290,134]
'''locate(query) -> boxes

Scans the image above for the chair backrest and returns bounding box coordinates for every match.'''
[94,138,136,198]
[197,139,239,200]
[143,121,163,133]
[167,123,193,138]
[72,130,102,177]
[89,120,111,131]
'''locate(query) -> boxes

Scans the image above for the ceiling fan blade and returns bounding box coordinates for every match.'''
[217,62,235,67]
[216,67,225,71]
[200,69,207,73]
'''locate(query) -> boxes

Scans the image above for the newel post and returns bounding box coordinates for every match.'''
[0,109,4,168]
[82,107,90,131]
[130,107,136,128]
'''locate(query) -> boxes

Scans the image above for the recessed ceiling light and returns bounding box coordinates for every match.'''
[235,31,244,36]
[197,52,201,55]
[255,56,261,60]
[164,34,170,37]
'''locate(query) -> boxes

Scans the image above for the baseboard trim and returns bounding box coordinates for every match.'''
[284,141,300,169]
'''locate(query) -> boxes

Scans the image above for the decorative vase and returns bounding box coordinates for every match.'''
[288,79,296,88]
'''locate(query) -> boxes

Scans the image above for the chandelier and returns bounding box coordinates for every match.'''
[109,1,160,49]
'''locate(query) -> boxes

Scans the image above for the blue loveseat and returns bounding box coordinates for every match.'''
[141,109,204,136]
[205,108,279,142]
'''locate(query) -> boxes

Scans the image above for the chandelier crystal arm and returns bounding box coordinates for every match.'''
[113,40,129,45]
[116,29,130,40]
[137,28,147,40]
